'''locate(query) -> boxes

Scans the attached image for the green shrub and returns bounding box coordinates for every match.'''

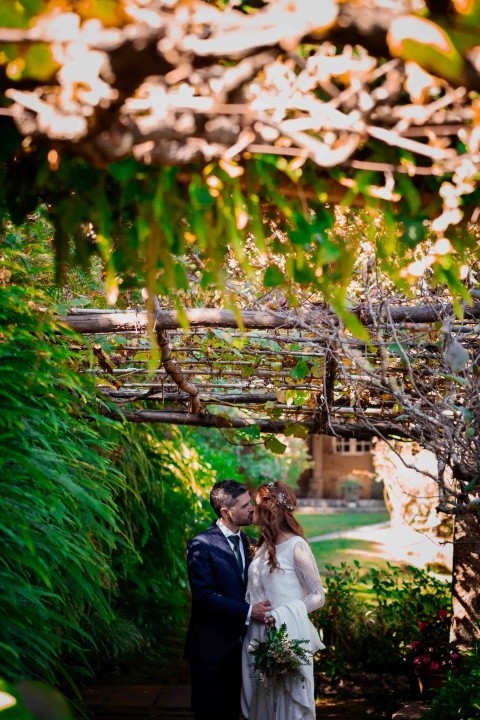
[0,230,218,686]
[0,261,125,684]
[420,643,480,719]
[110,424,213,648]
[314,562,451,677]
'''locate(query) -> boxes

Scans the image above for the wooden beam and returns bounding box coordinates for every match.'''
[61,308,291,334]
[118,408,412,439]
[62,301,480,334]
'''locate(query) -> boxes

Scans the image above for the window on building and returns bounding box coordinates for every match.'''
[335,438,371,455]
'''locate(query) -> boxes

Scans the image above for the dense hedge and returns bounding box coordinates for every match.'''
[0,243,213,685]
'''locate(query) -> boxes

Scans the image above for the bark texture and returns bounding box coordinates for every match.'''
[451,512,480,648]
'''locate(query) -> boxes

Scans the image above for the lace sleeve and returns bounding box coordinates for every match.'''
[293,539,325,613]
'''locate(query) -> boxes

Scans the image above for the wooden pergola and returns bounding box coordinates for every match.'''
[63,298,480,450]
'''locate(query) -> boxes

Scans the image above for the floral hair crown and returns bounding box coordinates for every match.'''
[267,482,295,511]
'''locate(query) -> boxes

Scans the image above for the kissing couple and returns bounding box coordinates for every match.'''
[184,479,325,720]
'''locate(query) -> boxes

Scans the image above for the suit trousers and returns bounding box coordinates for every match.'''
[189,642,242,720]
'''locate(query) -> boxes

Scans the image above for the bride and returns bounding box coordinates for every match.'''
[241,481,325,720]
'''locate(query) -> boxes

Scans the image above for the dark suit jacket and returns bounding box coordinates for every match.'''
[184,523,251,666]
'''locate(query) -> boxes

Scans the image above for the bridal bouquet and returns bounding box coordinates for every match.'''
[249,623,312,685]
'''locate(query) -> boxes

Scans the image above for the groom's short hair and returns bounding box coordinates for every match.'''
[210,480,248,517]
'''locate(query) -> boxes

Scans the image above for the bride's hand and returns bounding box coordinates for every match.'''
[251,600,272,622]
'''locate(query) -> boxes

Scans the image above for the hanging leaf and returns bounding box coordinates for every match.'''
[310,362,323,378]
[264,264,286,288]
[294,391,310,406]
[290,359,310,380]
[284,424,309,439]
[444,339,469,372]
[389,342,410,363]
[265,437,287,455]
[236,425,261,440]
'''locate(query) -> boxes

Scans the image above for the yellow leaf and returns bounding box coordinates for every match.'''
[22,43,58,81]
[388,16,465,85]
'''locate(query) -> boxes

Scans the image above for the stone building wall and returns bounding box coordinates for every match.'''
[304,434,380,500]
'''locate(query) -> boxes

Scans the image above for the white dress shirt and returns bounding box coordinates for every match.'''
[217,519,252,624]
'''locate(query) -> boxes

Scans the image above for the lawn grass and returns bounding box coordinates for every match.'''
[309,537,396,575]
[296,511,389,539]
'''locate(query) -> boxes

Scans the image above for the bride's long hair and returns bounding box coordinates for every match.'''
[254,481,305,571]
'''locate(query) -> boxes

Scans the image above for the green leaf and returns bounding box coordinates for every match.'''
[310,362,323,378]
[237,425,261,440]
[340,311,370,342]
[293,391,309,407]
[22,43,57,81]
[263,264,286,287]
[0,0,43,28]
[389,342,410,363]
[174,263,189,291]
[108,157,138,184]
[290,360,310,380]
[402,219,426,248]
[189,182,215,209]
[265,437,287,455]
[68,297,90,308]
[284,424,309,439]
[316,239,341,265]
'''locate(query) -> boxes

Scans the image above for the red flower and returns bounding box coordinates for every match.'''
[409,609,462,674]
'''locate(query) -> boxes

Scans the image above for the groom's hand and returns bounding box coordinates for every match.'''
[251,600,272,622]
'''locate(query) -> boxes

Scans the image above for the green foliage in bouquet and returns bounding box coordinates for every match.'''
[249,624,312,686]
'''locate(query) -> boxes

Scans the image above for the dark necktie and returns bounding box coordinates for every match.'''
[230,534,243,573]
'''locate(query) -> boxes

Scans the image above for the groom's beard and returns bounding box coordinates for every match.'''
[238,513,254,527]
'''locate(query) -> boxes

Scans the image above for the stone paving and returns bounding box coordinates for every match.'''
[82,683,194,719]
[82,683,411,720]
[81,673,424,720]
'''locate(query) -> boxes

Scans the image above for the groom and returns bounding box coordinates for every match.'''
[185,480,272,720]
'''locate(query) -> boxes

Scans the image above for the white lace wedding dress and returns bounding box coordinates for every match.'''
[241,536,325,720]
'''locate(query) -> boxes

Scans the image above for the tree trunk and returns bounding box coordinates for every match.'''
[451,512,480,649]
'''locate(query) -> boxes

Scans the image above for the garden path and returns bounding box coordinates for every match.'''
[81,682,397,719]
[309,520,452,572]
